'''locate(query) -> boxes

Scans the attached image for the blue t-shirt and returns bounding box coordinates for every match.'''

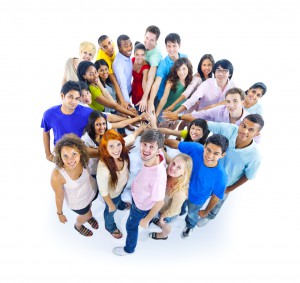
[156,52,187,100]
[41,105,93,145]
[178,142,228,205]
[208,121,261,186]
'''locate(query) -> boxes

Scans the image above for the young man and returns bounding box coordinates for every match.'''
[148,33,187,113]
[137,25,163,112]
[197,114,264,227]
[41,81,93,162]
[113,129,167,256]
[164,134,229,239]
[96,35,128,109]
[112,34,133,106]
[172,87,249,126]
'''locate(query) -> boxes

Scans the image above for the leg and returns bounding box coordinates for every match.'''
[103,195,122,233]
[185,200,203,229]
[207,194,229,220]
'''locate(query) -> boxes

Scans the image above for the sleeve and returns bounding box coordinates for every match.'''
[96,162,111,197]
[81,132,97,148]
[163,191,187,218]
[148,53,162,67]
[245,153,261,180]
[182,81,206,110]
[156,60,167,78]
[40,110,52,132]
[180,130,188,139]
[113,61,130,102]
[182,76,202,99]
[213,171,228,200]
[178,141,203,156]
[192,108,217,121]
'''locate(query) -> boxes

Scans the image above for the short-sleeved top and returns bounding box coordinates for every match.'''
[156,53,188,100]
[88,84,105,112]
[178,142,228,205]
[96,47,116,74]
[132,153,167,211]
[41,105,93,145]
[64,57,79,81]
[145,45,163,67]
[207,121,261,186]
[183,78,236,111]
[245,102,263,115]
[131,57,150,105]
[164,81,186,110]
[192,105,249,126]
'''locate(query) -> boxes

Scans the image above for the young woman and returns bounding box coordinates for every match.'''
[163,54,215,113]
[77,61,138,117]
[94,59,117,113]
[244,82,267,115]
[81,110,148,178]
[62,41,96,85]
[156,57,193,119]
[131,42,150,107]
[51,134,99,237]
[97,127,147,239]
[149,153,193,240]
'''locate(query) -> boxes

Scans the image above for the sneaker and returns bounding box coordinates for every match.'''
[197,218,210,227]
[181,227,193,239]
[112,247,132,256]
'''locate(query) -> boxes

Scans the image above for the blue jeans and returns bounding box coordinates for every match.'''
[207,193,229,220]
[185,200,204,229]
[124,201,150,254]
[103,194,124,233]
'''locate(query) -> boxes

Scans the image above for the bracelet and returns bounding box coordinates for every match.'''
[139,116,142,120]
[57,211,63,215]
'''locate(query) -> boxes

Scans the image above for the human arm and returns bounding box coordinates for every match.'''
[110,112,149,129]
[161,192,187,219]
[108,73,129,109]
[201,100,226,111]
[225,174,249,194]
[113,63,132,105]
[85,147,100,158]
[137,66,157,112]
[43,131,54,162]
[198,194,220,218]
[147,76,162,113]
[163,95,186,113]
[162,111,195,123]
[139,200,164,228]
[158,128,182,137]
[103,195,117,212]
[155,81,172,117]
[50,169,67,223]
[164,139,180,149]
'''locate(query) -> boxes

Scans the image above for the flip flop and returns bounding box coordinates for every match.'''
[149,232,168,240]
[87,217,99,229]
[111,228,123,239]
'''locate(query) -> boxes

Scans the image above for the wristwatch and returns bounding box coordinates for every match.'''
[178,114,182,120]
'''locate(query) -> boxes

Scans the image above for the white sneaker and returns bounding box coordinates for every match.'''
[112,247,132,256]
[197,218,210,227]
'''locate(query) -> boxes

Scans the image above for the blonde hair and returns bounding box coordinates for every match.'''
[79,41,96,57]
[167,153,193,197]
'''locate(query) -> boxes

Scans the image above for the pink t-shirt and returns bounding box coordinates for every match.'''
[132,153,167,210]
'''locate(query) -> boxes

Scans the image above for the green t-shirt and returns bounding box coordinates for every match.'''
[164,82,186,110]
[145,45,163,67]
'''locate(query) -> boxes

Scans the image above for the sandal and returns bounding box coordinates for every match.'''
[111,228,123,239]
[152,218,160,227]
[149,232,168,240]
[87,217,99,229]
[74,224,93,237]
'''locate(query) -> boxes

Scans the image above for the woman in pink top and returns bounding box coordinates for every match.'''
[131,42,150,107]
[149,153,193,240]
[51,134,99,237]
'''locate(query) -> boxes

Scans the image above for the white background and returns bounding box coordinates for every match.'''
[0,0,299,282]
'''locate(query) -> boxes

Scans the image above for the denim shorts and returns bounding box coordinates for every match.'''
[72,190,99,215]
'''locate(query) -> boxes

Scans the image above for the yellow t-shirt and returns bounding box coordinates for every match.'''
[88,84,105,112]
[96,46,116,74]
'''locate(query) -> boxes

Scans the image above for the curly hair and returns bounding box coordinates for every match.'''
[53,134,89,169]
[99,130,130,189]
[167,58,193,91]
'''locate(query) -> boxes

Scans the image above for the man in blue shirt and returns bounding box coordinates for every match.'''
[197,114,265,227]
[41,81,93,162]
[165,134,229,238]
[148,33,187,113]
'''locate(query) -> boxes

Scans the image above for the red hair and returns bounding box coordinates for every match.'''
[99,129,130,189]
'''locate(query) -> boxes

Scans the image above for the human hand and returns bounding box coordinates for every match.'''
[198,210,208,218]
[139,218,149,229]
[164,104,174,112]
[162,111,178,121]
[137,98,148,112]
[109,203,117,213]
[58,214,67,224]
[147,102,155,115]
[46,153,54,162]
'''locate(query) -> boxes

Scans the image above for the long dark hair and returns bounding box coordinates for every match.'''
[197,54,215,81]
[184,119,210,145]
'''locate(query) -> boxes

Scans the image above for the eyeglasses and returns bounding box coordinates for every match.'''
[216,69,229,74]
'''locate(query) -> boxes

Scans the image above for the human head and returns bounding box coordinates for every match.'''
[225,87,245,117]
[246,82,267,96]
[168,57,193,89]
[84,110,107,142]
[78,81,92,104]
[79,41,96,61]
[204,134,228,167]
[98,35,115,57]
[212,59,234,80]
[165,33,181,58]
[53,134,89,169]
[61,80,81,96]
[94,59,109,84]
[184,118,209,144]
[60,81,81,112]
[144,25,160,50]
[117,34,133,58]
[245,82,267,107]
[134,42,146,64]
[197,54,215,81]
[140,128,164,149]
[238,114,264,144]
[77,61,99,85]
